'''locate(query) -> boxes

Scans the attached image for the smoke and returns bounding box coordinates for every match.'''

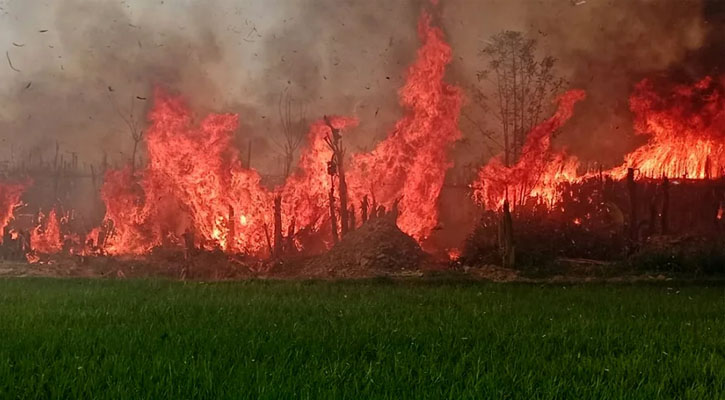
[0,0,428,173]
[441,0,707,168]
[0,0,716,174]
[528,0,707,166]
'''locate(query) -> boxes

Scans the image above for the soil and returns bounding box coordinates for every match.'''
[297,215,429,278]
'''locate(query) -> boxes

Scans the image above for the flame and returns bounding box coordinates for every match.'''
[90,6,461,256]
[472,75,725,211]
[472,90,586,209]
[0,181,27,242]
[348,11,462,242]
[32,209,62,254]
[447,248,461,260]
[279,116,358,241]
[609,76,725,179]
[97,91,272,256]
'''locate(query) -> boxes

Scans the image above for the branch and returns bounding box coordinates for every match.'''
[461,111,503,149]
[6,51,20,72]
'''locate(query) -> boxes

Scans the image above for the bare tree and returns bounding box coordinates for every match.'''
[270,90,307,256]
[323,116,350,240]
[473,31,564,166]
[107,89,144,173]
[276,90,307,178]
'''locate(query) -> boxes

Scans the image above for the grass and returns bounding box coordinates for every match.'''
[0,278,723,399]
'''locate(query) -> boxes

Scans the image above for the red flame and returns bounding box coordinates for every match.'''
[0,181,28,242]
[610,76,725,179]
[472,90,586,209]
[447,247,461,260]
[32,209,62,254]
[97,92,272,256]
[473,75,725,211]
[91,7,461,256]
[348,11,462,242]
[279,116,358,243]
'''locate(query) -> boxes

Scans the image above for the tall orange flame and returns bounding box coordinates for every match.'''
[609,76,725,179]
[0,181,28,243]
[348,11,463,242]
[93,7,461,256]
[32,209,62,254]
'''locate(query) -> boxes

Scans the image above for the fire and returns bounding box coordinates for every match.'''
[4,7,722,264]
[97,91,272,256]
[0,181,29,243]
[447,248,461,260]
[471,90,586,209]
[88,5,460,256]
[279,116,358,242]
[32,209,62,254]
[609,76,725,179]
[473,75,725,212]
[348,11,462,242]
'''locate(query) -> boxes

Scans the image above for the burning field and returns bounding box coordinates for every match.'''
[0,0,723,280]
[3,1,725,398]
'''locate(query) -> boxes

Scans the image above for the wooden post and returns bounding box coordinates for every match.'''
[499,200,515,269]
[348,206,356,232]
[627,168,638,245]
[661,176,669,234]
[647,199,657,238]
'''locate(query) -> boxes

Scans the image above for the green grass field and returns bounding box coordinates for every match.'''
[0,278,724,399]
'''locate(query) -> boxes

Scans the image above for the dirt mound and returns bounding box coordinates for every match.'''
[304,216,426,277]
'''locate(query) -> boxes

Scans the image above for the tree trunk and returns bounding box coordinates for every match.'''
[273,195,283,257]
[627,168,638,248]
[499,200,515,269]
[361,195,369,223]
[329,183,339,245]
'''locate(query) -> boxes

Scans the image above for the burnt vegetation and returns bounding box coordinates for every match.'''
[0,1,722,281]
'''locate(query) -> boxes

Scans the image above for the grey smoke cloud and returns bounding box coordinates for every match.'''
[442,0,706,168]
[0,0,712,174]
